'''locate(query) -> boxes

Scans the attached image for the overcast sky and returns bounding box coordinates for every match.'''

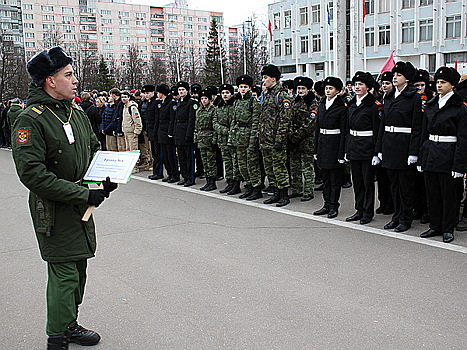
[128,0,271,26]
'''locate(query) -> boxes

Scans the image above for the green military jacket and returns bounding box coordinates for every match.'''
[259,83,292,148]
[194,102,217,148]
[213,97,234,147]
[12,83,100,263]
[231,91,260,149]
[289,93,318,153]
[7,104,23,127]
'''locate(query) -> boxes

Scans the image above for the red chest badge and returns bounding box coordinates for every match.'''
[16,128,31,146]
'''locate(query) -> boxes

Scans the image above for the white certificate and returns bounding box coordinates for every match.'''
[83,151,140,184]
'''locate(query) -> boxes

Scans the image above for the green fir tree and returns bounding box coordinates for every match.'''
[96,57,115,91]
[202,18,227,86]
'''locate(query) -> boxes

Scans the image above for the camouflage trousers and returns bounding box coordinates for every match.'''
[199,146,217,178]
[289,148,315,196]
[261,147,290,189]
[220,145,240,180]
[237,146,262,187]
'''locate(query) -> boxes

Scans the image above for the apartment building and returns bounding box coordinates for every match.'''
[1,0,23,49]
[269,0,467,80]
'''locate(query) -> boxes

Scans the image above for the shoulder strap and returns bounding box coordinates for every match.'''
[28,105,45,119]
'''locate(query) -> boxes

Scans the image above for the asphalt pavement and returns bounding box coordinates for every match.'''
[1,148,466,349]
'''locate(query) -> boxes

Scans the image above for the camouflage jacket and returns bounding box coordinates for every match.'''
[194,102,217,148]
[289,93,318,152]
[231,91,260,148]
[213,97,234,147]
[259,83,292,148]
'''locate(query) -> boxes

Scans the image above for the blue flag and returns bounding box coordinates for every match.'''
[242,23,247,41]
[327,4,331,25]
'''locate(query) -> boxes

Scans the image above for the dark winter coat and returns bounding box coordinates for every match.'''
[169,94,198,146]
[80,100,101,140]
[156,96,176,145]
[146,97,158,142]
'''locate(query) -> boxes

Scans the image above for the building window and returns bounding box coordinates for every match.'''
[120,36,129,42]
[119,28,129,33]
[43,24,55,30]
[446,15,461,39]
[24,32,34,38]
[198,25,207,30]
[329,2,334,21]
[101,19,111,24]
[184,32,193,37]
[300,35,309,53]
[25,42,35,48]
[168,14,178,20]
[274,39,281,56]
[312,5,321,24]
[365,27,375,46]
[138,37,146,42]
[284,38,292,55]
[420,0,433,5]
[41,5,53,12]
[103,35,112,41]
[64,25,75,32]
[62,7,74,13]
[120,20,129,25]
[378,0,389,12]
[169,31,178,36]
[64,34,75,40]
[62,16,75,23]
[119,11,129,17]
[24,23,34,29]
[284,10,291,28]
[312,34,321,52]
[183,16,193,21]
[365,0,375,14]
[402,0,415,8]
[198,17,207,22]
[137,29,146,35]
[330,32,334,50]
[42,15,54,21]
[379,25,390,45]
[300,7,308,26]
[24,13,33,20]
[273,13,280,29]
[402,21,414,43]
[445,52,467,64]
[136,13,146,19]
[419,19,433,41]
[100,9,111,15]
[184,24,193,29]
[22,4,32,10]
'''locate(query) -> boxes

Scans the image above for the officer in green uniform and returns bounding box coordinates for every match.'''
[259,64,292,207]
[11,47,117,350]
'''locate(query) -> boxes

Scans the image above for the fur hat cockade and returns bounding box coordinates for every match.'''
[380,71,393,83]
[236,74,254,87]
[352,71,375,89]
[156,84,171,96]
[434,67,461,87]
[27,46,73,86]
[260,64,281,79]
[176,81,190,91]
[294,76,314,90]
[392,61,417,81]
[323,76,343,91]
[219,84,234,95]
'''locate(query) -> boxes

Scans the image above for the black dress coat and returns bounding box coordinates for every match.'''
[156,96,176,145]
[169,95,198,146]
[146,97,158,142]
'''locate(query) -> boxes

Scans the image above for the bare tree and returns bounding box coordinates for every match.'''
[40,28,64,49]
[72,37,99,91]
[148,56,168,85]
[0,33,28,100]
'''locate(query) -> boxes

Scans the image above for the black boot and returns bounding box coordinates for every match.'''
[276,188,290,207]
[200,178,210,191]
[263,187,280,204]
[204,177,217,191]
[67,324,101,346]
[227,180,241,195]
[219,179,233,193]
[246,186,263,201]
[47,334,69,350]
[239,184,253,199]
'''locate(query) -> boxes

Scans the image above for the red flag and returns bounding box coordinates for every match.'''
[455,60,458,69]
[268,20,273,41]
[380,50,395,73]
[362,0,367,22]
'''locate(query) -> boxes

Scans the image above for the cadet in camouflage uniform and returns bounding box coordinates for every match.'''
[194,89,218,191]
[12,47,118,350]
[259,64,292,207]
[213,84,239,194]
[232,75,263,200]
[289,76,318,202]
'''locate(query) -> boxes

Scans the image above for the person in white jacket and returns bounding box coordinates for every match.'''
[121,91,142,152]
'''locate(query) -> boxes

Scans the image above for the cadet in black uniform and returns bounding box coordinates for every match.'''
[419,67,467,243]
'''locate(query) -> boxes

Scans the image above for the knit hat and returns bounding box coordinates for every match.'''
[236,75,254,87]
[219,83,234,95]
[260,64,281,79]
[293,76,314,90]
[380,71,393,83]
[392,61,417,81]
[352,71,375,89]
[141,84,156,93]
[27,46,73,86]
[156,84,171,96]
[323,76,343,91]
[434,66,461,87]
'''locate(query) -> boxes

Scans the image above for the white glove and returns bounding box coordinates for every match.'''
[344,153,349,162]
[338,159,345,164]
[313,154,318,161]
[452,171,464,178]
[378,153,382,161]
[417,166,423,172]
[371,156,381,166]
[407,155,418,165]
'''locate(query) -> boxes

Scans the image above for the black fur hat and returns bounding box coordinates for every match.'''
[251,85,262,96]
[191,83,202,94]
[434,66,461,87]
[199,89,212,100]
[413,69,430,84]
[206,85,218,96]
[380,71,393,83]
[455,79,467,101]
[170,86,179,96]
[392,61,417,81]
[141,84,156,93]
[294,76,314,90]
[27,46,73,86]
[260,64,281,79]
[352,71,375,89]
[282,79,295,90]
[156,84,171,96]
[219,84,234,95]
[323,76,343,91]
[313,81,325,96]
[236,74,254,87]
[176,81,190,91]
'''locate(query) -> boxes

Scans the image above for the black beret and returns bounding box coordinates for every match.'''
[176,81,190,91]
[199,89,212,100]
[27,46,73,86]
[380,71,393,83]
[191,83,202,94]
[313,81,325,96]
[293,76,314,90]
[282,79,295,90]
[219,83,234,95]
[156,83,171,96]
[413,69,430,84]
[434,66,461,87]
[236,74,254,87]
[323,76,343,91]
[261,64,281,79]
[352,71,375,89]
[170,86,179,96]
[141,84,156,93]
[206,85,218,96]
[392,61,417,81]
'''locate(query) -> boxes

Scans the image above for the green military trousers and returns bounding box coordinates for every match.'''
[261,147,290,189]
[289,148,315,196]
[46,259,87,335]
[199,146,217,178]
[237,146,262,187]
[220,145,240,180]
